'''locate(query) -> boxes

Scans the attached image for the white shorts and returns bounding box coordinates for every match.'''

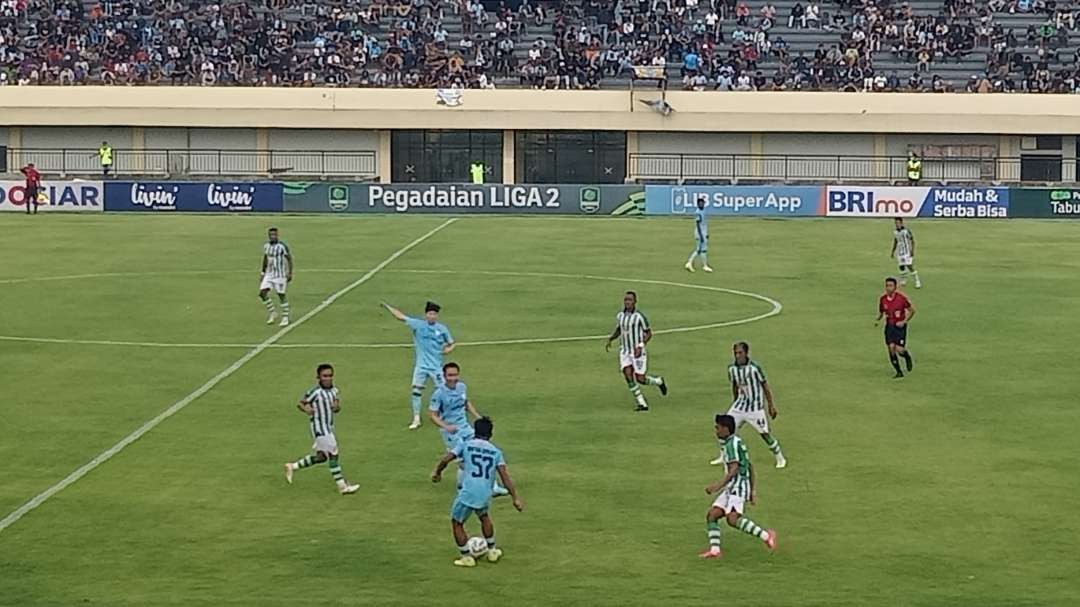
[619,351,647,374]
[897,255,914,267]
[711,490,745,515]
[728,406,770,435]
[260,276,287,294]
[311,433,339,456]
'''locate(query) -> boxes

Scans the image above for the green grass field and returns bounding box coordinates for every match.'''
[1,214,1078,607]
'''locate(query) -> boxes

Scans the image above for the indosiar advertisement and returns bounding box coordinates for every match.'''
[282,183,645,215]
[823,186,1009,218]
[0,181,104,212]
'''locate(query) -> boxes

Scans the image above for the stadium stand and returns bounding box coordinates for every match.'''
[0,0,1079,91]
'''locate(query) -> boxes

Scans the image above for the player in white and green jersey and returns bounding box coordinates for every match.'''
[259,227,293,327]
[605,291,668,412]
[283,364,359,495]
[700,414,777,559]
[891,218,922,288]
[710,341,787,468]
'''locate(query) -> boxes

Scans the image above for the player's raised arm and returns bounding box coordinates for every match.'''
[382,302,408,322]
[496,464,525,512]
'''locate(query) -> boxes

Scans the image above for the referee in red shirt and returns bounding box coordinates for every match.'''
[876,277,915,378]
[19,163,41,215]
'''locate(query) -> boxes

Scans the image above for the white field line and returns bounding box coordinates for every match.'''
[0,270,782,349]
[0,218,457,533]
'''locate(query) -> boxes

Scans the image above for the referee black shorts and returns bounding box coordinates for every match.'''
[884,324,908,346]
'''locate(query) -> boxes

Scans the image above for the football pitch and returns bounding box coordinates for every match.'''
[1,214,1077,607]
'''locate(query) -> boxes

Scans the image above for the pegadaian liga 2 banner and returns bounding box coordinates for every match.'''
[282,183,645,215]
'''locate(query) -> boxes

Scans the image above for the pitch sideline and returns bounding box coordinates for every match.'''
[0,218,458,534]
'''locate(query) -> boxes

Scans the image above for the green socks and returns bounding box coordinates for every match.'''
[294,455,320,469]
[707,521,722,549]
[329,457,344,483]
[736,517,769,541]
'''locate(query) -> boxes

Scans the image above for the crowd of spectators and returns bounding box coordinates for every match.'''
[1,0,1079,91]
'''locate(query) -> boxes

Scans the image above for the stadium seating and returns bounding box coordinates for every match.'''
[1,0,1078,91]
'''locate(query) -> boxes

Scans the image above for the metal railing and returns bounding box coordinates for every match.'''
[629,153,1028,184]
[4,148,378,179]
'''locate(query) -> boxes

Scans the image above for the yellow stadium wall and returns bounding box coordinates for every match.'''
[2,88,1078,183]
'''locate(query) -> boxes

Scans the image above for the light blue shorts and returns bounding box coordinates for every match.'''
[412,366,444,388]
[440,427,475,451]
[451,497,489,524]
[696,239,708,254]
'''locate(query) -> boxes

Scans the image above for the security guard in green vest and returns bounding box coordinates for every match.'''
[470,160,485,185]
[99,141,114,177]
[907,152,922,183]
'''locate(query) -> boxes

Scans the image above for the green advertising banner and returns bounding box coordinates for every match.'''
[282,183,645,216]
[1009,188,1080,218]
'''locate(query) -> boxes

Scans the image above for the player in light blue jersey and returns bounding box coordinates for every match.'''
[685,197,714,273]
[383,300,455,430]
[432,417,524,567]
[429,362,509,496]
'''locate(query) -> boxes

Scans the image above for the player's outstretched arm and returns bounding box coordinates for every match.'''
[497,465,525,512]
[706,462,738,495]
[381,302,408,322]
[605,326,620,351]
[465,400,481,421]
[428,409,455,433]
[431,452,457,482]
[763,382,777,419]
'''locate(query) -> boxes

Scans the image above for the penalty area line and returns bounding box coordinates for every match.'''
[0,218,457,534]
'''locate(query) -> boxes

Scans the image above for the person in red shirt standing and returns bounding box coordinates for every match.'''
[876,277,915,378]
[19,163,41,215]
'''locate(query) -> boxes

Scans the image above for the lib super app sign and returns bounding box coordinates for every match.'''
[824,187,1009,218]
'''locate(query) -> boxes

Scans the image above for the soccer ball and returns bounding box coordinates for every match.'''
[466,536,489,557]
